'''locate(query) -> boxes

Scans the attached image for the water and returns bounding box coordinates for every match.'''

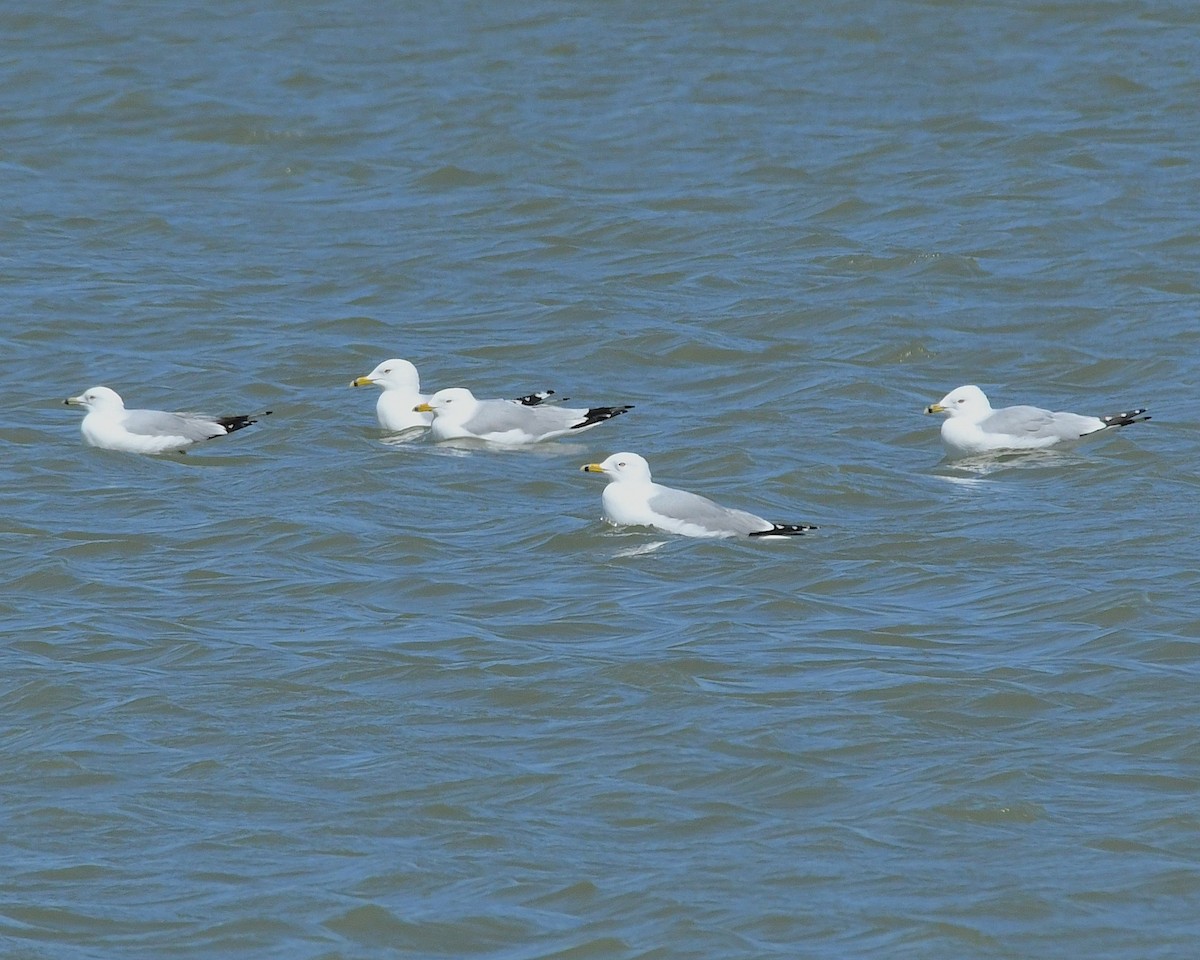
[3,1,1199,957]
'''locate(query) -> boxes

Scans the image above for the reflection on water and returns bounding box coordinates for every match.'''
[611,538,670,558]
[935,447,1092,477]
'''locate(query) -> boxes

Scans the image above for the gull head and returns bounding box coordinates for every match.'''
[925,384,991,420]
[65,385,125,411]
[351,358,419,391]
[581,452,652,483]
[414,386,476,415]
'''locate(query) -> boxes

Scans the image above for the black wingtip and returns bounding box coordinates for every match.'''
[217,411,270,433]
[748,522,817,538]
[571,404,634,430]
[514,390,560,406]
[1100,408,1150,428]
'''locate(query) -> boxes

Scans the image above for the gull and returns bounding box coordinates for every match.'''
[581,452,815,539]
[351,358,558,432]
[65,386,269,454]
[350,359,432,432]
[924,384,1149,458]
[416,387,632,444]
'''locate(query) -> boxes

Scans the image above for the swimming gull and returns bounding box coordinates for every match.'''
[924,384,1149,458]
[581,452,815,539]
[65,386,270,454]
[416,387,632,444]
[350,359,432,432]
[351,358,558,432]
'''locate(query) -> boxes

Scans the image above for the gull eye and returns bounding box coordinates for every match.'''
[956,398,965,404]
[617,461,626,468]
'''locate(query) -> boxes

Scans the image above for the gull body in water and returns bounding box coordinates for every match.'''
[925,384,1149,458]
[581,452,815,539]
[417,387,631,444]
[65,386,269,454]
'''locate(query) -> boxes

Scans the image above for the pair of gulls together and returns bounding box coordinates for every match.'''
[63,373,1150,540]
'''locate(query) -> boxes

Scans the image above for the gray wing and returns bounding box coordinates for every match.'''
[463,399,584,435]
[981,404,1100,440]
[647,486,769,536]
[123,408,224,441]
